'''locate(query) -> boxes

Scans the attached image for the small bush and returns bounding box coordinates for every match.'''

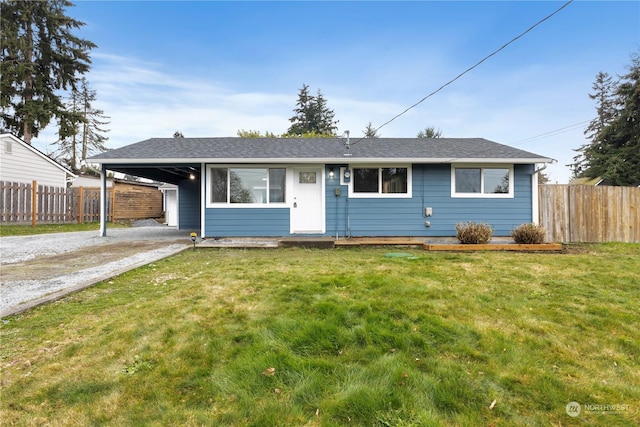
[455,222,493,244]
[511,223,546,244]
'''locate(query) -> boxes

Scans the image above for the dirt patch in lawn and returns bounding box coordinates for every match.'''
[1,241,177,282]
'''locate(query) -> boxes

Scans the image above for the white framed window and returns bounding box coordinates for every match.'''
[349,165,412,198]
[207,165,286,206]
[451,164,514,198]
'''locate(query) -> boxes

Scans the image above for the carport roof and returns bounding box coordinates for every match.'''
[89,137,553,165]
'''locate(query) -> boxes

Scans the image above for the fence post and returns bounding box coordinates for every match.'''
[31,180,37,226]
[78,186,84,224]
[111,187,116,222]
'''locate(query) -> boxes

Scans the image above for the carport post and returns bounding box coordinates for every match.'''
[99,165,107,237]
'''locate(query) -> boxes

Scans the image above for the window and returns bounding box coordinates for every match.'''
[452,165,513,198]
[208,167,286,205]
[351,166,410,198]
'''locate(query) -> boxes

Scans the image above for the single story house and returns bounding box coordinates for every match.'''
[0,133,76,187]
[88,137,553,238]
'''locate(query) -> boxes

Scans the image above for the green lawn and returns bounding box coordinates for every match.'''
[0,222,128,237]
[1,245,638,426]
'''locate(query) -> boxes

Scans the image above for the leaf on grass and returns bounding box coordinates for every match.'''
[489,399,497,410]
[274,388,281,394]
[262,367,275,376]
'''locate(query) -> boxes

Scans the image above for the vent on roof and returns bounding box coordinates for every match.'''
[343,130,352,157]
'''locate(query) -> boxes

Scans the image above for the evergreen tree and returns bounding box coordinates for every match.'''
[56,78,109,172]
[417,126,443,138]
[362,122,380,138]
[570,72,617,178]
[577,53,640,186]
[236,129,278,138]
[0,0,95,144]
[286,84,338,136]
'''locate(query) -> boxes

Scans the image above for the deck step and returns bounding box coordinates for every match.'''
[278,237,335,248]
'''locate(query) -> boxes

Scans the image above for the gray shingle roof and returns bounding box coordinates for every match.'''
[89,137,552,163]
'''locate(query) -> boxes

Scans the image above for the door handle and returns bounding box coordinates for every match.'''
[293,202,297,208]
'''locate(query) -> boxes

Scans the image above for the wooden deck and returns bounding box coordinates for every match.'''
[334,237,426,247]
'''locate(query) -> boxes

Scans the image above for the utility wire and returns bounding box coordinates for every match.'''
[510,119,590,146]
[351,0,574,146]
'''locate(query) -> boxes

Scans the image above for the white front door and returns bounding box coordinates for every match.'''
[291,167,324,234]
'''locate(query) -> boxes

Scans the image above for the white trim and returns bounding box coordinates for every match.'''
[90,156,554,165]
[99,166,107,237]
[347,164,413,199]
[532,167,539,224]
[205,164,291,208]
[200,162,205,235]
[451,164,514,199]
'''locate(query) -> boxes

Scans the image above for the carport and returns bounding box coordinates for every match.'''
[93,162,201,236]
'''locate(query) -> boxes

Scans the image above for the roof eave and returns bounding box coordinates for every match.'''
[89,157,554,165]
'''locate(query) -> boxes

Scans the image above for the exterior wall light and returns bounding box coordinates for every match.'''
[329,168,335,179]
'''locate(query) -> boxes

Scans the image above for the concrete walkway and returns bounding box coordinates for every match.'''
[1,226,194,317]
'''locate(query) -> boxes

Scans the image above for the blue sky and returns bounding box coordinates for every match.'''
[32,0,640,183]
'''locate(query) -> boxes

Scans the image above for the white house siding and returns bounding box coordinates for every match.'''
[0,134,72,188]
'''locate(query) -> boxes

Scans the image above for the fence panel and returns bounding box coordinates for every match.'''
[0,181,114,225]
[539,185,640,243]
[1,181,33,223]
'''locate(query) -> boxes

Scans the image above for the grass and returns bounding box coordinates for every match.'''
[1,244,639,426]
[0,222,128,237]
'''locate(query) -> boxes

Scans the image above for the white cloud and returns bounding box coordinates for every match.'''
[30,50,597,183]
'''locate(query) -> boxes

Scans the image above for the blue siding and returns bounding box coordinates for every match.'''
[178,179,201,230]
[326,164,534,237]
[200,163,535,238]
[204,208,290,237]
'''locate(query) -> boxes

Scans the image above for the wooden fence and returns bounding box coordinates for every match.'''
[539,184,640,243]
[0,181,114,225]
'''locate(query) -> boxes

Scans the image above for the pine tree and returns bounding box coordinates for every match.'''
[0,0,95,144]
[578,53,640,186]
[286,84,338,136]
[362,122,380,138]
[570,72,617,178]
[56,78,109,172]
[417,126,443,138]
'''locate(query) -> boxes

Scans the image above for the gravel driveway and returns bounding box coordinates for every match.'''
[1,225,194,316]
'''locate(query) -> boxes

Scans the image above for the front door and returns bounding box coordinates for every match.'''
[291,167,324,234]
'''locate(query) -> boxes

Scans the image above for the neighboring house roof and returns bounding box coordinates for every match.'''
[570,176,640,187]
[0,133,76,179]
[89,137,553,165]
[570,176,605,186]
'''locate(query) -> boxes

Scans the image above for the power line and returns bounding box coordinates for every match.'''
[510,119,590,146]
[351,0,574,146]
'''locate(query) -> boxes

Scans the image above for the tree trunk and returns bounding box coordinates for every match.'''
[22,23,34,145]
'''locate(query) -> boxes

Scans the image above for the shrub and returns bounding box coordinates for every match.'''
[455,222,493,244]
[511,223,546,244]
